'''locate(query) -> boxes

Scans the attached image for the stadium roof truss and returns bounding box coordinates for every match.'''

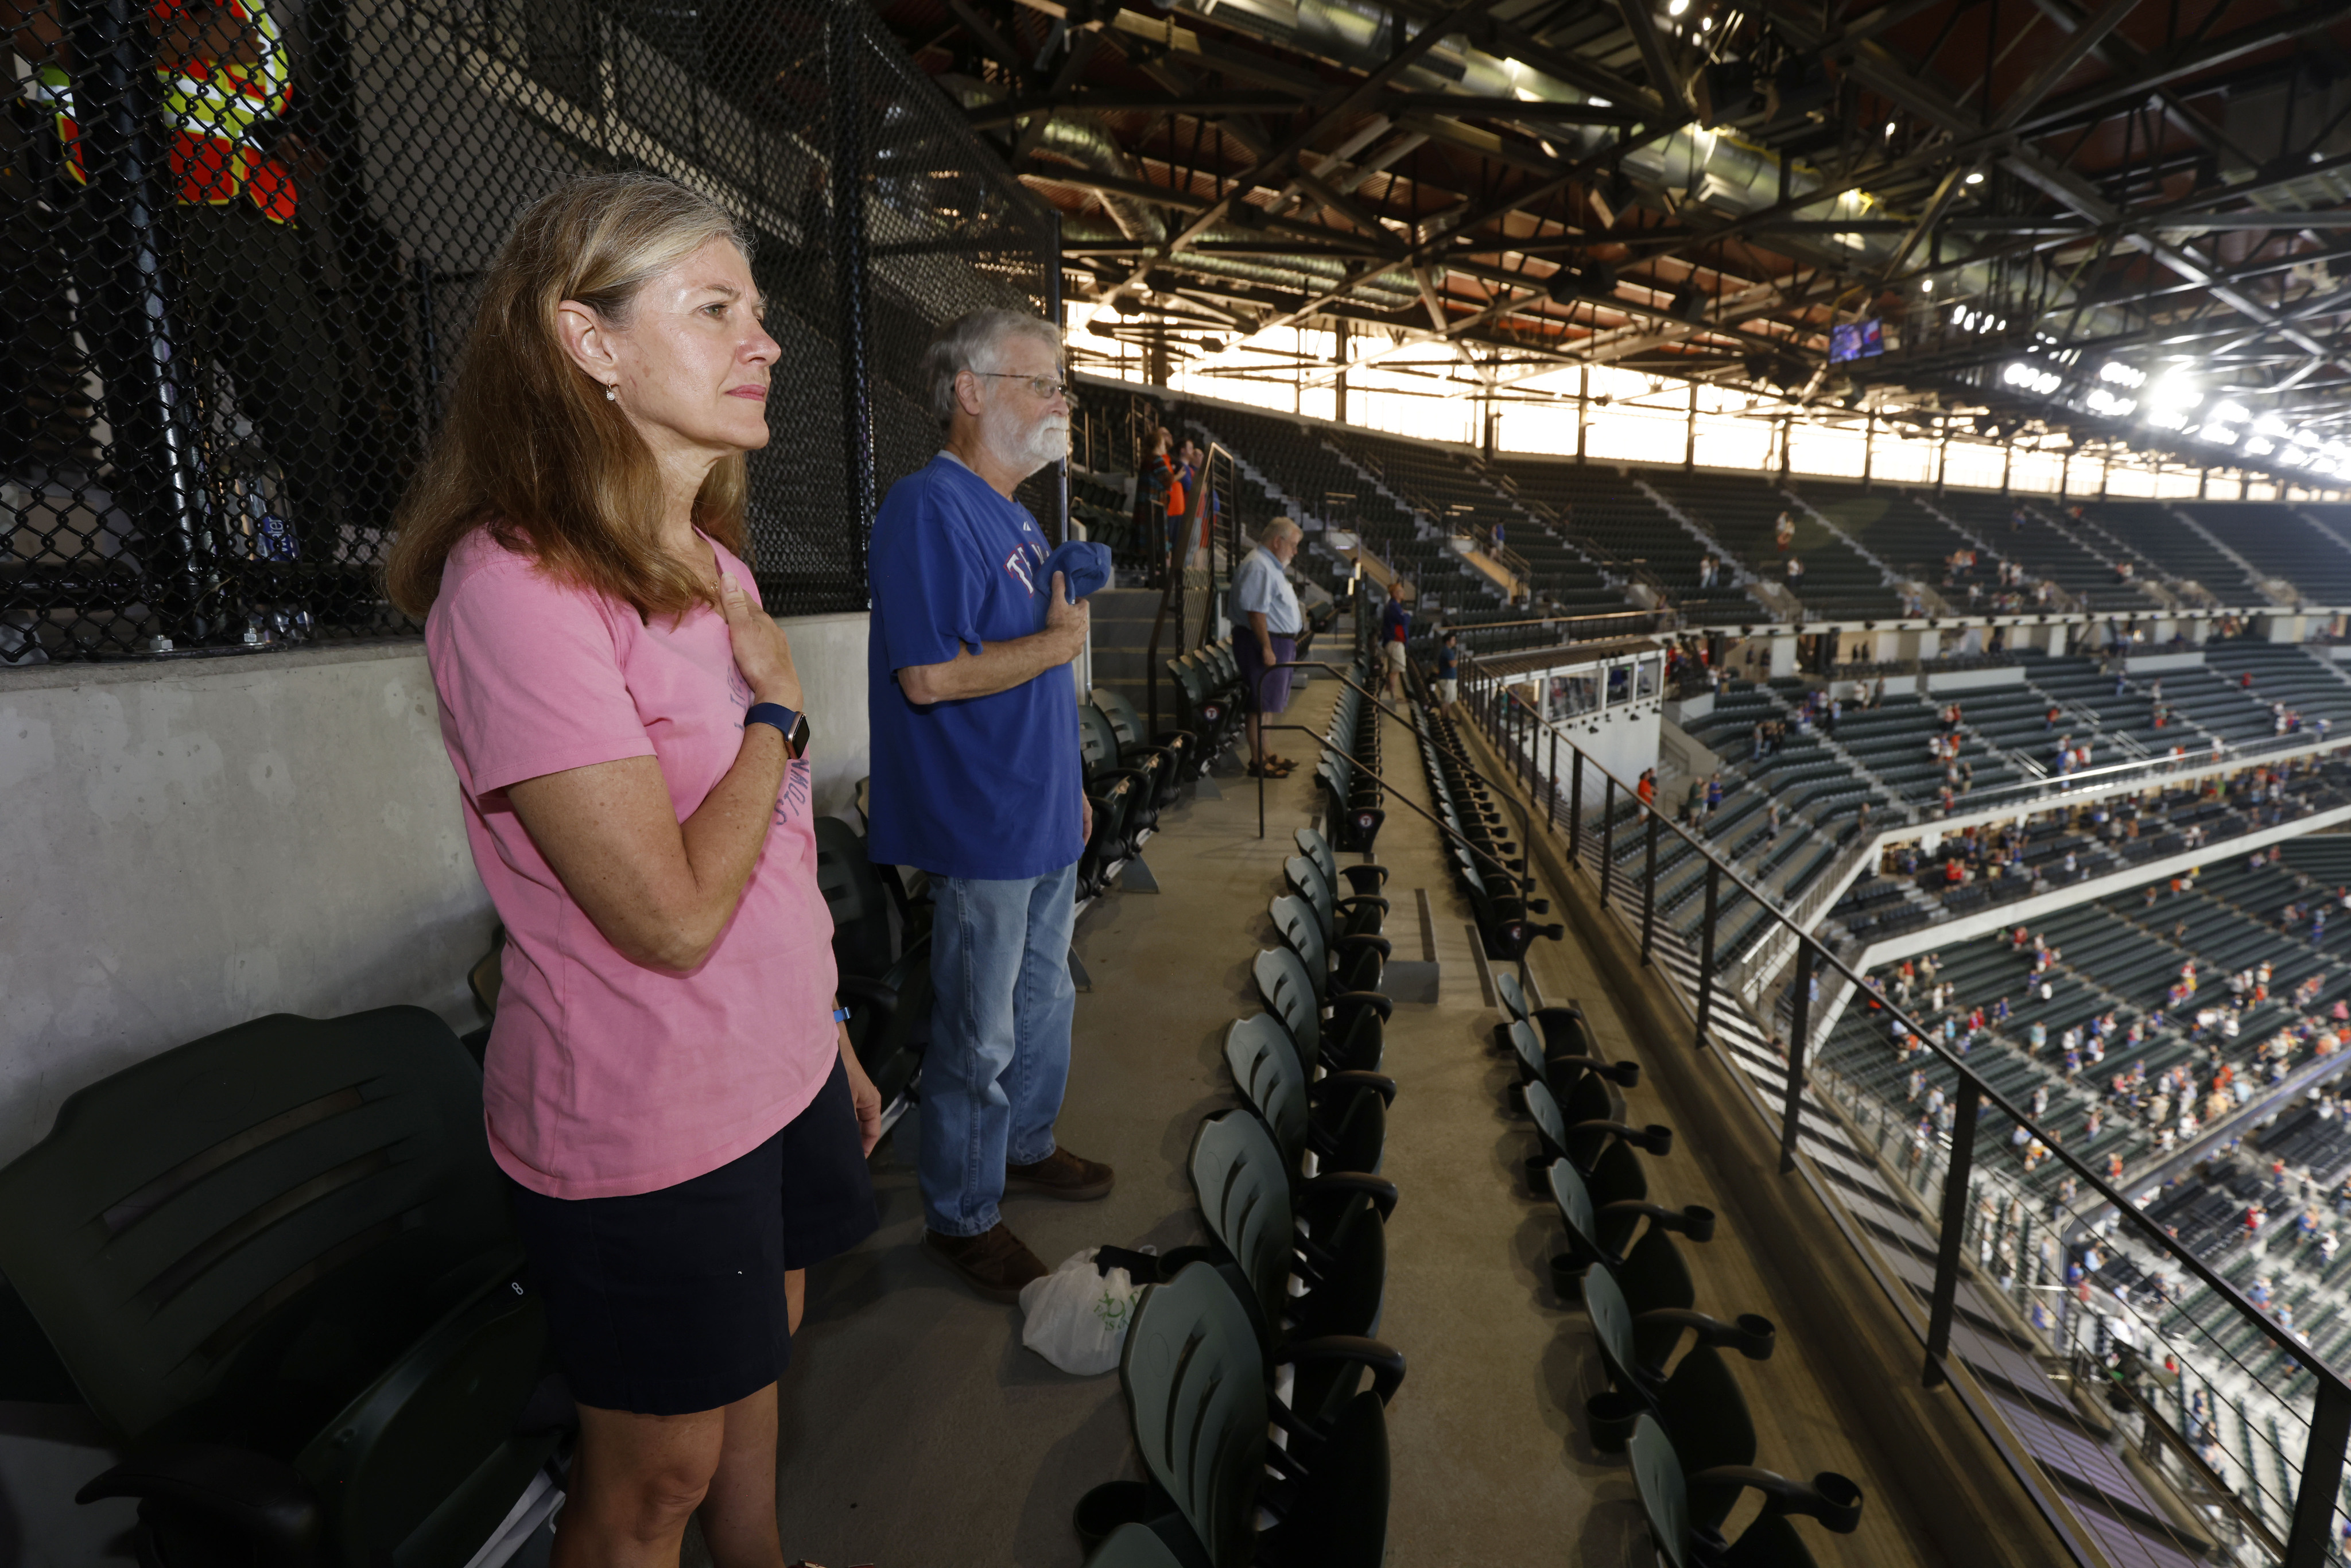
[875,0,2351,483]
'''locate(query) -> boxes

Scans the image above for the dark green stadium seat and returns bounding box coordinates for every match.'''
[1582,1260,1775,1456]
[1074,1260,1398,1568]
[1627,1412,1863,1567]
[814,817,928,1132]
[1252,945,1390,1074]
[1223,1012,1391,1179]
[1092,686,1191,807]
[1076,700,1161,846]
[0,1007,567,1568]
[1285,853,1387,942]
[1268,892,1388,1000]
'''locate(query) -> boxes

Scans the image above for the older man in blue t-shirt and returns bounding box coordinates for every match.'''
[867,308,1111,1305]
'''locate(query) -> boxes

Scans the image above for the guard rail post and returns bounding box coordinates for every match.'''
[1695,860,1720,1049]
[2284,1383,2351,1568]
[1779,937,1814,1174]
[1922,1076,1981,1388]
[1641,808,1659,965]
[1569,749,1584,862]
[1599,776,1616,910]
[1547,726,1558,828]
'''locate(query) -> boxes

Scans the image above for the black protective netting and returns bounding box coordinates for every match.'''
[1,0,1054,661]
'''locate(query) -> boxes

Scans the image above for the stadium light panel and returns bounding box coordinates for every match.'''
[2212,401,2251,425]
[2247,437,2277,456]
[2207,426,2239,445]
[2255,414,2290,437]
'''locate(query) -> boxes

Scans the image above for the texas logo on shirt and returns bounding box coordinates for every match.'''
[1004,540,1044,596]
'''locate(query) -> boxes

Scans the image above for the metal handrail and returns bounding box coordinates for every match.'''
[1457,656,2351,1568]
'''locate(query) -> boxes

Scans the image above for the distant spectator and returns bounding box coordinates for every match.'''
[1377,582,1413,700]
[1232,517,1307,776]
[1436,628,1460,711]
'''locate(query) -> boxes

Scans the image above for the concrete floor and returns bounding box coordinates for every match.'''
[740,674,1940,1567]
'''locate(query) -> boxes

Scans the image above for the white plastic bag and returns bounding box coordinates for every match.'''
[1019,1247,1151,1375]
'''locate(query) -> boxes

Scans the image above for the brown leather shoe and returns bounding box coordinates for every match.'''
[1006,1146,1115,1201]
[922,1222,1049,1303]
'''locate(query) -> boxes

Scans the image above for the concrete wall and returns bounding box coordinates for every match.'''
[0,611,870,1170]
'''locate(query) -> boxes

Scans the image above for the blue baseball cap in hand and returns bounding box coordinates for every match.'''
[1038,540,1114,627]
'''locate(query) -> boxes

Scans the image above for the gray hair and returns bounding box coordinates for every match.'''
[922,309,1065,428]
[1261,516,1303,544]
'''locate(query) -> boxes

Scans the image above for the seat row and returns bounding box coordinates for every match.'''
[1412,677,1561,960]
[1074,827,1406,1567]
[1495,975,1869,1566]
[1317,652,1387,852]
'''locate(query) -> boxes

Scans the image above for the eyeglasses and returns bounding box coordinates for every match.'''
[973,371,1074,402]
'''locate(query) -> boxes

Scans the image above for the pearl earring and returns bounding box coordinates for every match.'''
[606,384,618,401]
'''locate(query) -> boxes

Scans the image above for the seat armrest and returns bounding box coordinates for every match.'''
[1597,1201,1714,1242]
[77,1443,322,1566]
[1327,990,1394,1022]
[1568,1120,1674,1157]
[1336,864,1389,894]
[1274,1334,1406,1404]
[1333,895,1391,916]
[1549,1053,1640,1087]
[1332,934,1392,962]
[1632,1307,1776,1369]
[1686,1466,1864,1532]
[1309,1070,1398,1108]
[1300,1171,1398,1221]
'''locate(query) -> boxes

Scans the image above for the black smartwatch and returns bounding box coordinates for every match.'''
[746,702,809,756]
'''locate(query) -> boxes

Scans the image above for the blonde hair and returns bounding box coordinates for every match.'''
[385,172,752,622]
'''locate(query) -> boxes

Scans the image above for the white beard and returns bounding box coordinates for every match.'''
[987,413,1070,478]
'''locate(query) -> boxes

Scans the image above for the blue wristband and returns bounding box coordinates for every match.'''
[833,1007,852,1023]
[747,702,800,736]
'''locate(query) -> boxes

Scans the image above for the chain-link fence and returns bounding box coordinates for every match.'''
[1,0,1056,662]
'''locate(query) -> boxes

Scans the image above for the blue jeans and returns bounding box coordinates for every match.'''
[919,861,1079,1237]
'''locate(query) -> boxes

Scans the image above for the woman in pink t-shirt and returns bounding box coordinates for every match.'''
[386,173,878,1564]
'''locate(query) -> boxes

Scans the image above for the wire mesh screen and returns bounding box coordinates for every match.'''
[1,0,1055,662]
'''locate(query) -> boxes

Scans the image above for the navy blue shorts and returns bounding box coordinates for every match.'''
[506,1057,879,1415]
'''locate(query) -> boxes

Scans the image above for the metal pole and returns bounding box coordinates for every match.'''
[1047,211,1069,549]
[1922,1077,1982,1386]
[1779,937,1814,1173]
[1640,808,1659,964]
[71,0,204,645]
[1695,860,1720,1047]
[1599,777,1616,910]
[2284,1383,2351,1568]
[829,1,875,596]
[1547,726,1558,829]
